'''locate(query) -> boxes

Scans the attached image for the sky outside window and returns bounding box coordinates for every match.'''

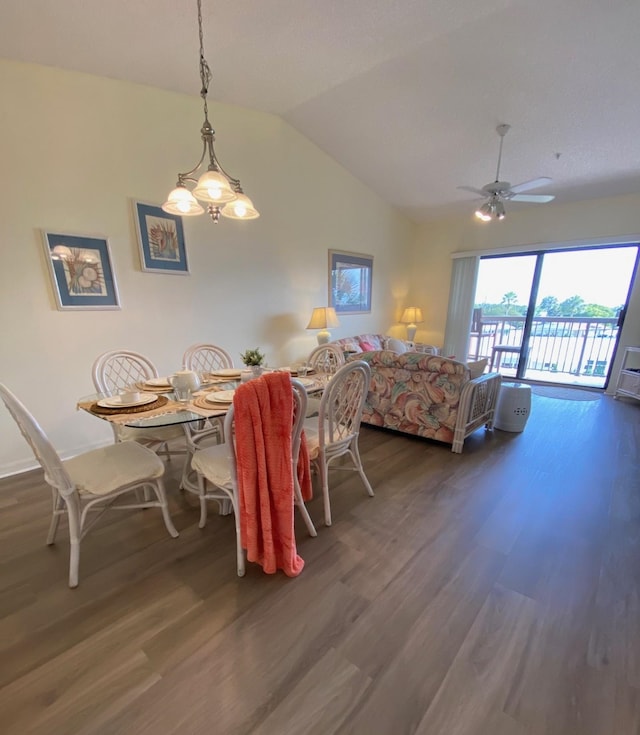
[475,247,636,309]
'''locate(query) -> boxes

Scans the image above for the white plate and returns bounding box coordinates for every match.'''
[144,377,171,387]
[98,393,158,408]
[205,389,236,404]
[211,368,242,378]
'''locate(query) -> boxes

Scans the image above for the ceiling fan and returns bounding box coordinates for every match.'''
[459,124,555,221]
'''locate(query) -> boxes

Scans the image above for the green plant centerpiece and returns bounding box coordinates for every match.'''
[240,348,265,371]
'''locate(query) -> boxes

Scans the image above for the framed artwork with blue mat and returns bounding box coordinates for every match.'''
[329,249,373,314]
[134,201,189,275]
[42,231,120,311]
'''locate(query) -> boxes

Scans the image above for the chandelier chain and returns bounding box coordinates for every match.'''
[197,0,212,120]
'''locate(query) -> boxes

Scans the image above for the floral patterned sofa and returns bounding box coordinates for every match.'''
[330,342,501,453]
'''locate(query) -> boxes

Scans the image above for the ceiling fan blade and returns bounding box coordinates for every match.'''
[457,186,487,197]
[509,194,555,203]
[509,177,552,194]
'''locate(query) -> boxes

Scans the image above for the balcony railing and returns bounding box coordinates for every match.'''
[469,315,619,385]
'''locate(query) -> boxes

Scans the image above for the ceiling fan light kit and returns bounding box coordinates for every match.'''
[460,123,555,223]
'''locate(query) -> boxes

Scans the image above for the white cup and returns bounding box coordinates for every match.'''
[121,390,141,404]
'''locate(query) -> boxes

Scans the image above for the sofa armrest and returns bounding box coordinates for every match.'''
[451,373,502,453]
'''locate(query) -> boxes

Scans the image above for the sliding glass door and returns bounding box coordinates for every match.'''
[471,244,638,388]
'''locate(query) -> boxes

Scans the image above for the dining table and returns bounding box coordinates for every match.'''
[76,369,326,431]
[77,368,328,502]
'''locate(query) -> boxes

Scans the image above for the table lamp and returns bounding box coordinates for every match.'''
[400,306,424,342]
[306,307,340,344]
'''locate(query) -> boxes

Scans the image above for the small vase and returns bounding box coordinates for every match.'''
[251,366,264,378]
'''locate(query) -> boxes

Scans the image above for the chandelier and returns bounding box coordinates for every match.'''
[162,0,259,223]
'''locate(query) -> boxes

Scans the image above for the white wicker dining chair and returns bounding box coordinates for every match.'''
[179,343,235,490]
[91,349,184,457]
[303,360,374,526]
[307,344,346,374]
[0,383,178,588]
[191,379,316,576]
[305,344,346,417]
[182,342,234,375]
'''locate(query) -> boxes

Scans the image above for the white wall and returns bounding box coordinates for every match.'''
[0,60,415,476]
[410,193,640,389]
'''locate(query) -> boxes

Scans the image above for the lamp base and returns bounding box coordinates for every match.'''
[406,324,417,342]
[317,330,331,345]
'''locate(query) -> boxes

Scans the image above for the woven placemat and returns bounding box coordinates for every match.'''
[192,394,231,411]
[89,395,170,416]
[135,381,173,393]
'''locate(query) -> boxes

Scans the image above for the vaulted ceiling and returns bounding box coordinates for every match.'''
[2,0,640,221]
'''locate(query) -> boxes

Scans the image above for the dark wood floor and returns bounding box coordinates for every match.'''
[1,391,639,734]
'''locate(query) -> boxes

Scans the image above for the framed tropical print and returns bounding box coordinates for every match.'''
[42,231,120,310]
[134,201,189,274]
[329,249,373,314]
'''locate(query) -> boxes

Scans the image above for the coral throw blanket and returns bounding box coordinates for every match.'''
[234,371,312,577]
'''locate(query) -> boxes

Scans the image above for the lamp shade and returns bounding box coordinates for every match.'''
[221,193,260,220]
[400,306,424,342]
[192,169,237,204]
[162,186,205,216]
[306,307,340,344]
[400,307,424,325]
[475,203,492,222]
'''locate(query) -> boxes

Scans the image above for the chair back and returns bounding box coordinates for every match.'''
[223,378,307,488]
[308,344,345,374]
[0,383,74,497]
[92,350,159,395]
[182,343,234,374]
[317,360,370,448]
[290,379,308,471]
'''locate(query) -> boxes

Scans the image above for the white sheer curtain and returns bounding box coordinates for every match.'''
[442,256,479,360]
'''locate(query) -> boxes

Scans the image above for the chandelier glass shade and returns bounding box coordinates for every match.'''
[162,0,259,224]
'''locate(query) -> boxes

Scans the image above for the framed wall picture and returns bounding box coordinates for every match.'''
[133,201,189,274]
[329,249,373,314]
[42,231,120,310]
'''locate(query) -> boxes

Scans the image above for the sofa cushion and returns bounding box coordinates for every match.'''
[359,340,378,352]
[357,350,469,444]
[330,337,363,353]
[357,334,385,351]
[360,350,468,376]
[467,358,488,379]
[383,337,409,354]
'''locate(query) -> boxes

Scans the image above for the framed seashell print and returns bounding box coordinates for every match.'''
[133,201,189,274]
[42,231,121,310]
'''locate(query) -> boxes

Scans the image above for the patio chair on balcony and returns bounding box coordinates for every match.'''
[490,344,522,372]
[594,360,607,377]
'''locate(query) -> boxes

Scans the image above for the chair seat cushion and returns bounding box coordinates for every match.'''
[191,444,233,489]
[302,418,326,459]
[303,417,357,461]
[63,441,164,496]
